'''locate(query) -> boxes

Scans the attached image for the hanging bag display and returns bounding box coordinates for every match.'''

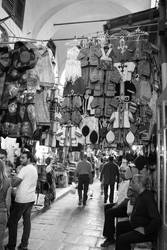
[0,46,11,76]
[1,100,21,138]
[12,41,38,71]
[21,105,33,138]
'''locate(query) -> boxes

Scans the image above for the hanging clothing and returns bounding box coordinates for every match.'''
[133,78,152,104]
[56,125,83,147]
[90,97,104,118]
[1,100,21,138]
[70,126,83,146]
[110,109,133,128]
[105,67,121,84]
[64,46,81,82]
[87,96,95,115]
[98,45,114,70]
[34,90,50,130]
[34,46,55,84]
[77,45,102,67]
[114,62,136,82]
[63,77,85,96]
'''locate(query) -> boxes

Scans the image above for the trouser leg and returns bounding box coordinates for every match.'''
[7,202,25,249]
[0,211,7,250]
[83,179,89,203]
[116,221,153,250]
[78,177,83,201]
[103,203,115,239]
[104,184,109,202]
[103,203,127,239]
[109,184,114,203]
[21,202,34,247]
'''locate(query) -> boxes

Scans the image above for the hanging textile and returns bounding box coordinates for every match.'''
[64,46,81,82]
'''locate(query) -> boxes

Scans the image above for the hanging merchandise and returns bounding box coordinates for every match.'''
[106,130,115,144]
[34,90,50,133]
[125,130,135,145]
[61,95,82,126]
[12,41,38,71]
[1,99,21,138]
[64,45,81,82]
[21,105,33,138]
[34,46,55,85]
[133,77,152,104]
[0,73,6,107]
[80,116,99,145]
[82,125,90,137]
[0,46,11,75]
[0,40,56,147]
[114,62,136,82]
[63,77,85,96]
[77,40,102,91]
[99,43,113,70]
[59,27,160,149]
[110,103,134,129]
[56,125,83,147]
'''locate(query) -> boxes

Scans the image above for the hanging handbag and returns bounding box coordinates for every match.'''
[12,41,38,71]
[0,46,11,76]
[1,100,21,138]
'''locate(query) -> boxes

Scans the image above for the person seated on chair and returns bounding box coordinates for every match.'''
[101,164,130,247]
[115,174,161,250]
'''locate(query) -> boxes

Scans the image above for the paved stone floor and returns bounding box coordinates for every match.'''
[5,179,115,250]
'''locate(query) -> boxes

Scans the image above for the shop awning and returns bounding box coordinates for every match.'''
[104,7,159,34]
[157,87,167,105]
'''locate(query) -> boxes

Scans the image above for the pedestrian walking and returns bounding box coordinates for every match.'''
[100,156,119,204]
[5,150,38,250]
[76,153,92,206]
[0,159,11,250]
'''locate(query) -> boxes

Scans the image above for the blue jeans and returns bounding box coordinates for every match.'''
[7,201,34,249]
[0,209,8,250]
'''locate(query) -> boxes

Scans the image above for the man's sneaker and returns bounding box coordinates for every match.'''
[17,244,28,250]
[100,238,115,247]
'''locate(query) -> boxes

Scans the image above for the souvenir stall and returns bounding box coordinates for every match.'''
[0,39,59,205]
[57,28,159,156]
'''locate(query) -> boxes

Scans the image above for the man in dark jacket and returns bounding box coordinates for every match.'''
[115,174,161,250]
[100,156,119,204]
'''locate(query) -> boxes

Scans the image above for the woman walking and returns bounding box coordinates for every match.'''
[0,159,11,250]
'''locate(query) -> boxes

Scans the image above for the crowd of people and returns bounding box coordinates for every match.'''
[75,150,161,250]
[0,148,38,250]
[0,146,161,250]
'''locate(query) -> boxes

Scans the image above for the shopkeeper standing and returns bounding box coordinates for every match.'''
[76,153,92,206]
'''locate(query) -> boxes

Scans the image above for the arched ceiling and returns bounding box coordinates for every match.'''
[23,0,152,79]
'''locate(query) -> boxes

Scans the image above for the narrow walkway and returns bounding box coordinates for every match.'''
[5,180,116,250]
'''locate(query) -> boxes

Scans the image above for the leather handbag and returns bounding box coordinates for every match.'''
[0,46,11,76]
[12,41,37,71]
